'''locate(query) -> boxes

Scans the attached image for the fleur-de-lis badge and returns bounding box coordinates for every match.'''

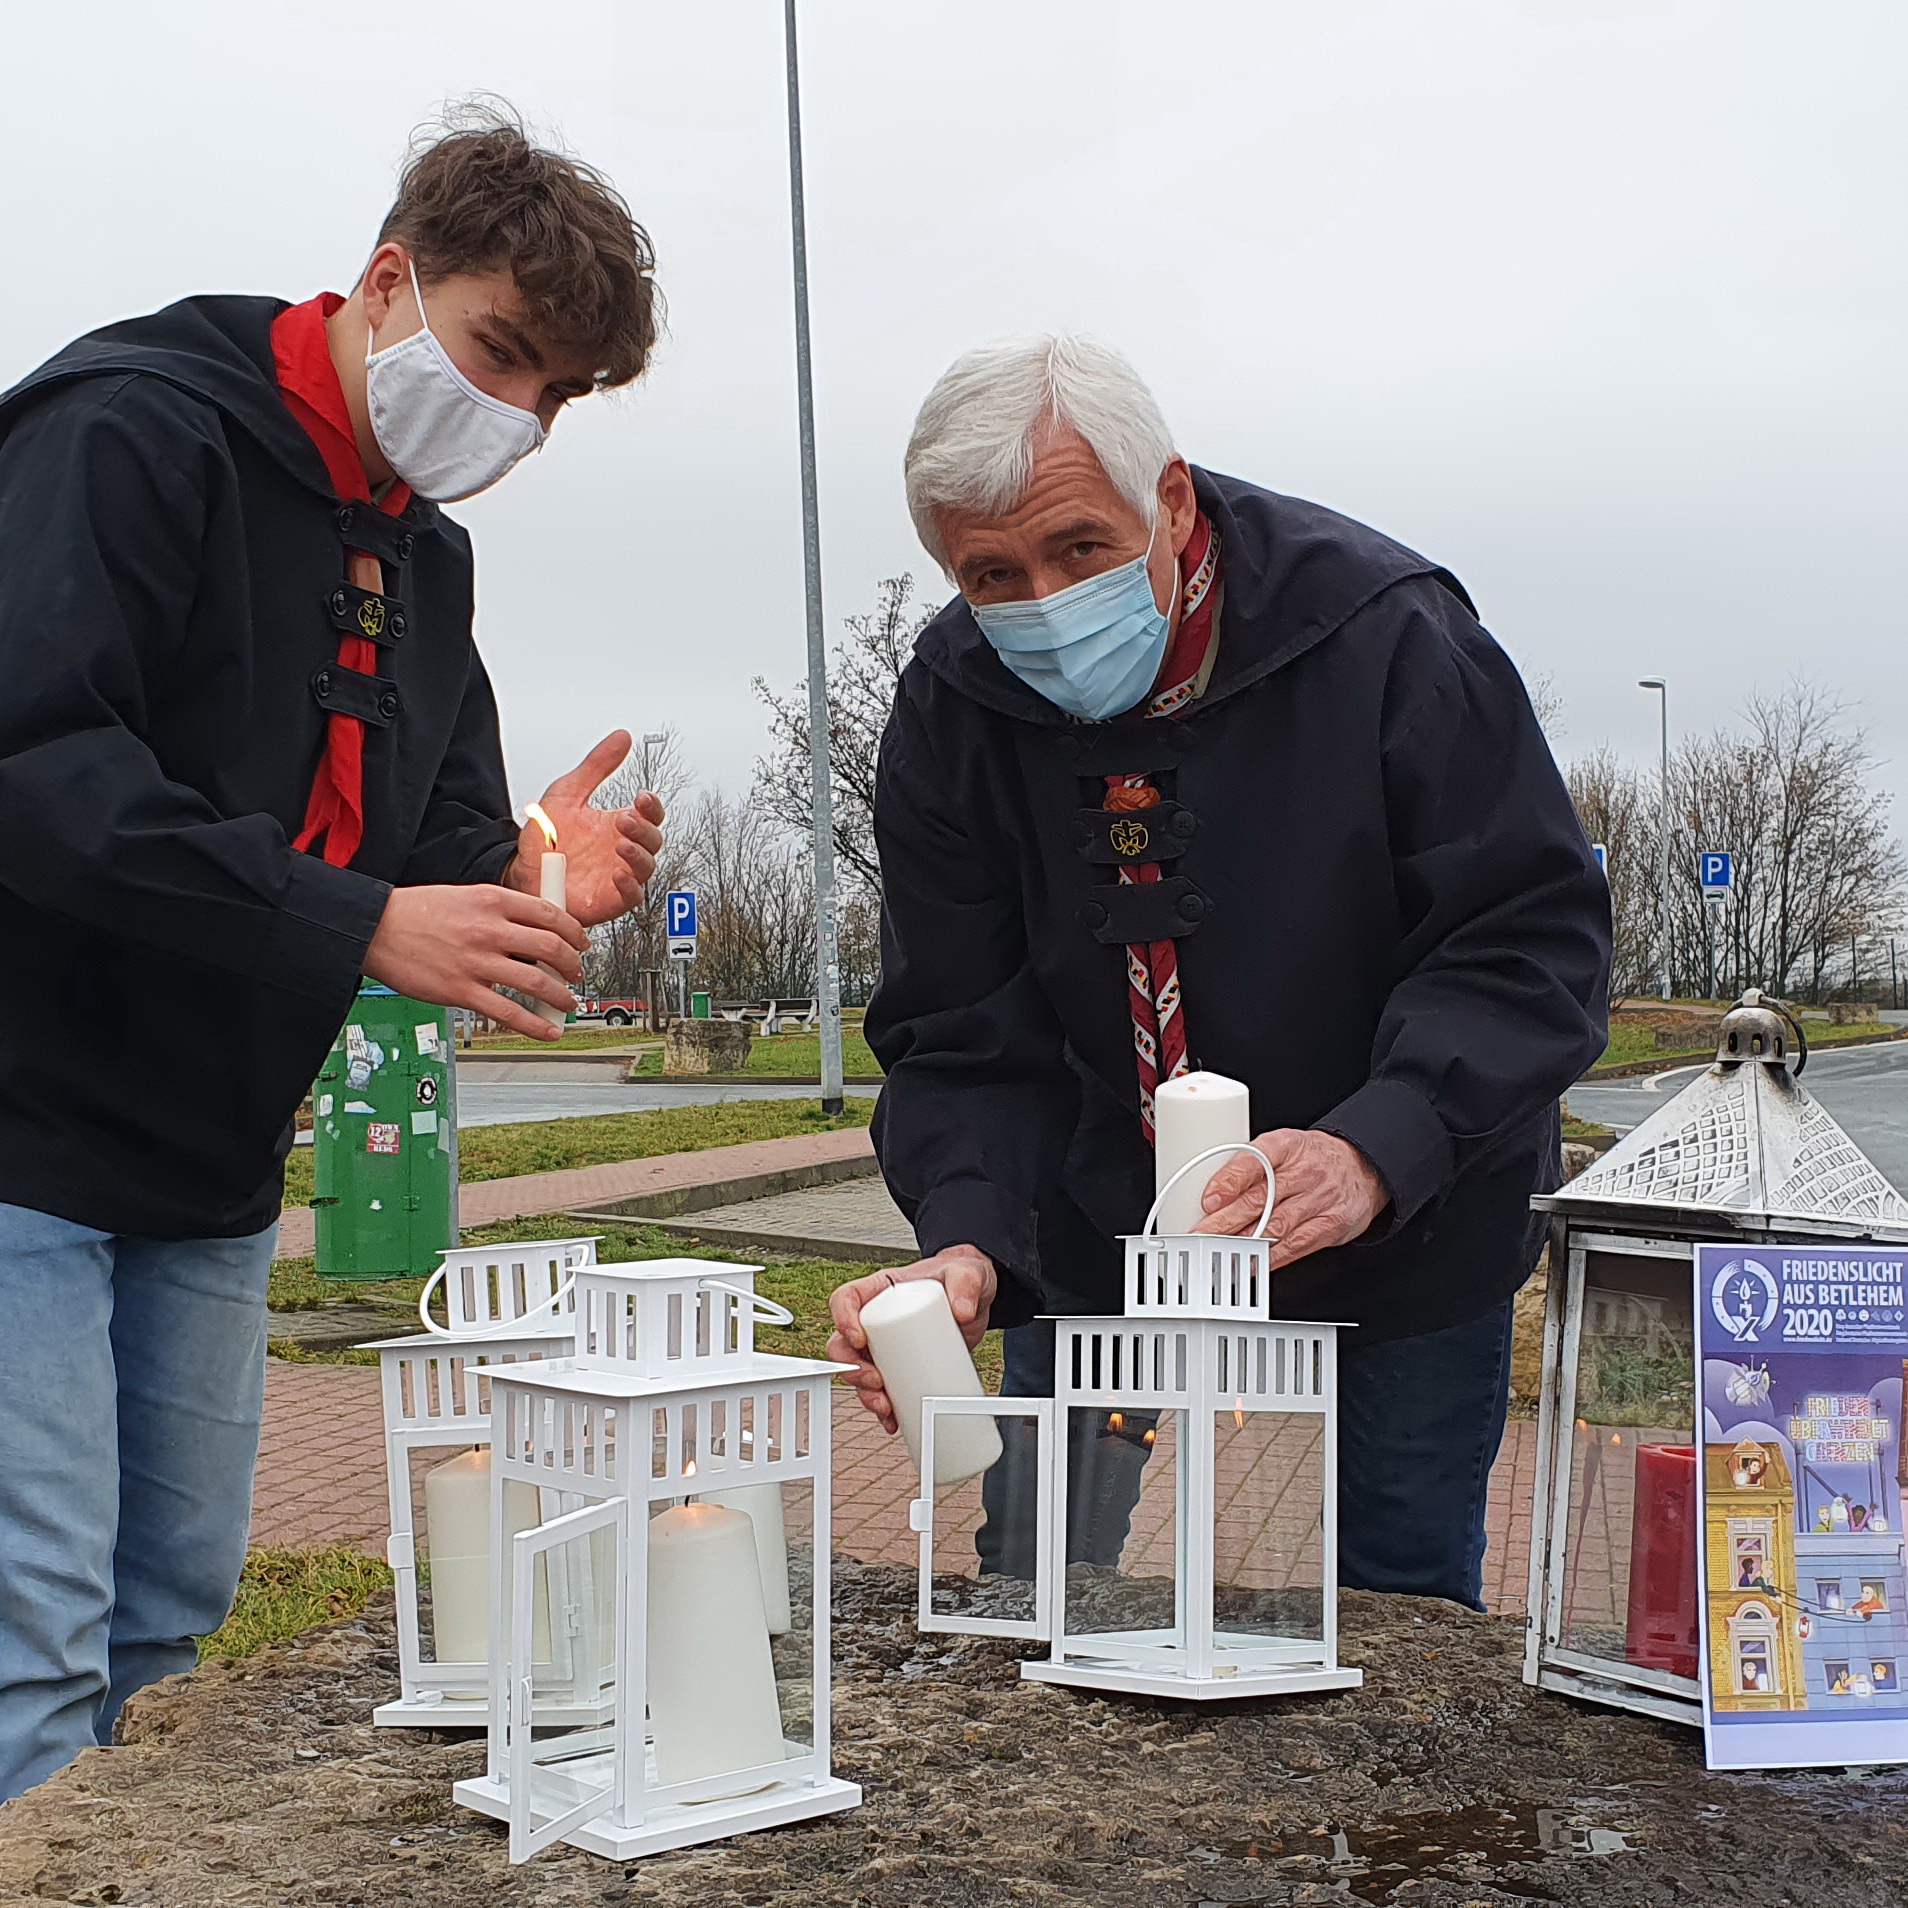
[1109,818,1150,858]
[357,595,387,639]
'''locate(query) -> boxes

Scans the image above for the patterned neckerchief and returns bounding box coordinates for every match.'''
[1103,511,1223,1136]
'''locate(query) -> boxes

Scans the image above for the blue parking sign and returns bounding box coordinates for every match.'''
[1699,852,1734,895]
[666,890,697,939]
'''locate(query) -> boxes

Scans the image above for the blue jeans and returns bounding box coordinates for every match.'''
[978,1299,1516,1611]
[0,1202,275,1800]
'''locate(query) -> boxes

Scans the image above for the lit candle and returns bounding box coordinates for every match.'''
[647,1503,787,1787]
[859,1279,1003,1484]
[1152,1071,1251,1232]
[422,1449,547,1684]
[694,1482,791,1634]
[523,802,569,1028]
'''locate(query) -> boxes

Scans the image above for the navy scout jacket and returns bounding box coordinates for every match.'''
[0,297,518,1239]
[866,468,1612,1344]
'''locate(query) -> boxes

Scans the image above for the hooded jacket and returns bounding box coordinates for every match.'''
[866,468,1611,1344]
[0,296,517,1239]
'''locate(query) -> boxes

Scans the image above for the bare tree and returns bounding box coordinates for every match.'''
[1567,683,1905,1002]
[753,574,939,889]
[1566,748,1656,997]
[581,729,696,1000]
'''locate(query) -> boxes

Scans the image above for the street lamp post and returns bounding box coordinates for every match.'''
[783,0,845,1117]
[1639,678,1671,1001]
[640,733,666,1034]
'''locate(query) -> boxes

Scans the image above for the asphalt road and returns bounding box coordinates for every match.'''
[452,1081,880,1128]
[1569,1038,1908,1190]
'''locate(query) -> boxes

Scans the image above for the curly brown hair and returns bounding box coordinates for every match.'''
[378,100,661,392]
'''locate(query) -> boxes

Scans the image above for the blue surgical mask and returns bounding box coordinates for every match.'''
[971,523,1174,722]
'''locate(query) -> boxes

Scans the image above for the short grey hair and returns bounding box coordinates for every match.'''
[903,335,1176,569]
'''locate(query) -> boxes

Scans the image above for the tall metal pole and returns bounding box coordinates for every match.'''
[1640,678,1671,1000]
[784,0,845,1115]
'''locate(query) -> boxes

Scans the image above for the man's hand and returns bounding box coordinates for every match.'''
[363,885,588,1042]
[826,1245,997,1435]
[504,730,666,928]
[1192,1129,1388,1271]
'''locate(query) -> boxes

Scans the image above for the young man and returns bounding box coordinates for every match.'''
[0,111,664,1798]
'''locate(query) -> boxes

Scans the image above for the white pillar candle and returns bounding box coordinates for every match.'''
[531,845,570,1027]
[1152,1070,1252,1232]
[423,1449,547,1682]
[858,1279,1003,1485]
[646,1503,787,1787]
[694,1483,792,1634]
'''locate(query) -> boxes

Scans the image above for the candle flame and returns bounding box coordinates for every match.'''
[524,801,559,850]
[1142,1427,1157,1447]
[682,1458,698,1478]
[1610,1433,1622,1447]
[1232,1396,1246,1429]
[1108,1412,1124,1431]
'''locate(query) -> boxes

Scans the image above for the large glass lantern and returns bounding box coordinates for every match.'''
[364,1236,597,1726]
[1525,993,1908,1726]
[913,1145,1363,1701]
[451,1258,862,1862]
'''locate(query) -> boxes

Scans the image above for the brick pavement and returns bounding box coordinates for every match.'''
[250,1355,1548,1616]
[273,1126,875,1260]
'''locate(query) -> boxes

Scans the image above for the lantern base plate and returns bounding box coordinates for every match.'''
[374,1692,617,1730]
[1023,1657,1363,1702]
[1532,1664,1701,1728]
[452,1771,862,1859]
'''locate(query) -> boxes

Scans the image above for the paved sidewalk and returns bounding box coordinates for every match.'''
[250,1357,1543,1614]
[273,1125,875,1260]
[646,1175,915,1262]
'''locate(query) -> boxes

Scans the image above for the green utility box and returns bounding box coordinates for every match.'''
[691,992,712,1020]
[311,985,456,1281]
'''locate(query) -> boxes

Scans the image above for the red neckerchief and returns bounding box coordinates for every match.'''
[1104,511,1221,1136]
[271,293,413,869]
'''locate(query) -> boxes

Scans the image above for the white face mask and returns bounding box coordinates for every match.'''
[364,259,547,502]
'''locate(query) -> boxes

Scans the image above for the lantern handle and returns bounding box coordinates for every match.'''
[415,1263,580,1341]
[1143,1142,1278,1241]
[698,1276,795,1328]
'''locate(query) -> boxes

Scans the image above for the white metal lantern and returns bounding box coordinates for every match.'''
[451,1257,862,1862]
[1526,993,1908,1727]
[363,1236,595,1727]
[912,1145,1363,1701]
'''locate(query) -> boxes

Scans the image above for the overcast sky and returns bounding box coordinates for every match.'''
[7,0,1903,843]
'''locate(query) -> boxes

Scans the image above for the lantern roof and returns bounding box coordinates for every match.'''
[484,1347,853,1400]
[1542,992,1908,1234]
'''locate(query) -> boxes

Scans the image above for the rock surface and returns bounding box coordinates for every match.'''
[1,1562,1904,1906]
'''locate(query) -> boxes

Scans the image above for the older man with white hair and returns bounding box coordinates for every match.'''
[828,337,1610,1608]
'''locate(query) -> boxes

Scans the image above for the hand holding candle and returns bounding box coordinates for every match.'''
[511,731,665,928]
[856,1278,1003,1484]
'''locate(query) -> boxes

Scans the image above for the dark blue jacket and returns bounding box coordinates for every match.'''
[0,297,516,1238]
[866,468,1611,1342]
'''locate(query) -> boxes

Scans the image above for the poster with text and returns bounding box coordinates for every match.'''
[1695,1240,1908,1769]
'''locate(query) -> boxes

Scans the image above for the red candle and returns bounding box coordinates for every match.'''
[1626,1442,1699,1680]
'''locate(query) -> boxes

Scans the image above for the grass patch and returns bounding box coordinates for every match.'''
[282,1097,872,1208]
[199,1544,392,1662]
[270,1213,1002,1389]
[631,1032,884,1078]
[467,1026,657,1052]
[1597,1015,1899,1070]
[1562,1115,1613,1142]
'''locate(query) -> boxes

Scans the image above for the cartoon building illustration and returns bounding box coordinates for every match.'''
[1704,1440,1807,1711]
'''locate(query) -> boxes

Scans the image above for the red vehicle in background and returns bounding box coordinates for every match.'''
[574,998,647,1027]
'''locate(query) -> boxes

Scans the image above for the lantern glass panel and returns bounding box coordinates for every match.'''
[1209,1408,1327,1649]
[503,1499,624,1860]
[1060,1406,1183,1645]
[1557,1247,1697,1672]
[772,1479,814,1756]
[915,1398,1054,1638]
